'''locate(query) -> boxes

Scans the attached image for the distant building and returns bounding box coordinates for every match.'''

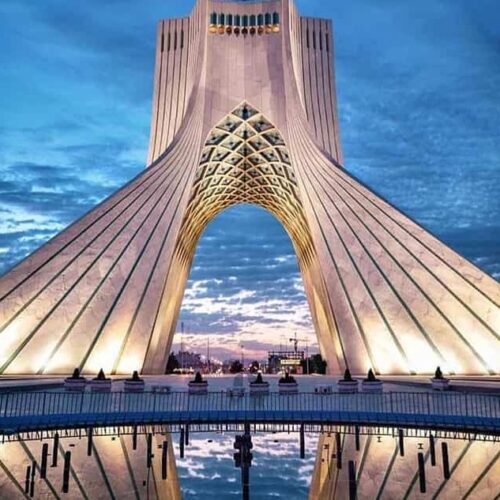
[176,350,203,371]
[267,350,305,374]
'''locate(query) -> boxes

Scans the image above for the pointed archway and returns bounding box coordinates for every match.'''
[141,102,342,374]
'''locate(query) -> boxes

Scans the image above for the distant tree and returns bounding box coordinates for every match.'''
[70,368,84,380]
[302,354,327,375]
[230,360,244,373]
[165,353,180,374]
[94,368,109,380]
[249,361,260,373]
[279,372,296,384]
[365,368,378,382]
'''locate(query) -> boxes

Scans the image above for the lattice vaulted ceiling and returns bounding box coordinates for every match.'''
[174,103,315,267]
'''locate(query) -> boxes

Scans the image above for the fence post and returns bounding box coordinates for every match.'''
[348,460,356,500]
[44,392,49,417]
[40,443,49,479]
[418,452,426,493]
[62,451,71,493]
[4,393,9,417]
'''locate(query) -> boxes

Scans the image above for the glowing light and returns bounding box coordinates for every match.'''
[117,354,142,375]
[85,338,122,375]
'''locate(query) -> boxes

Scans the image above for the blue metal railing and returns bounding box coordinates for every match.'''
[0,391,498,434]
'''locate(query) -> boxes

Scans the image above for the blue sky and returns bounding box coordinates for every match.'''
[0,0,499,361]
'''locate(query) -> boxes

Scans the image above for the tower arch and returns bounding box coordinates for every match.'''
[141,102,343,374]
[175,102,315,268]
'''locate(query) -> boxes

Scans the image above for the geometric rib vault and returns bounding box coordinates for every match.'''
[0,0,498,375]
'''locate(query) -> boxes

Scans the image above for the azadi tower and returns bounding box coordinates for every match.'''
[0,0,498,376]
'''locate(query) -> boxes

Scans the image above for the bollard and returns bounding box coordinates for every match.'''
[185,425,189,446]
[429,435,436,466]
[132,425,138,450]
[52,433,59,467]
[234,433,253,500]
[180,429,185,459]
[146,433,153,469]
[442,443,450,479]
[30,460,35,498]
[418,452,426,493]
[40,443,49,479]
[161,441,168,480]
[25,466,31,494]
[62,451,71,493]
[348,460,356,500]
[87,427,93,457]
[398,429,405,457]
[355,426,360,451]
[335,432,341,451]
[300,424,305,459]
[335,432,342,470]
[242,466,250,500]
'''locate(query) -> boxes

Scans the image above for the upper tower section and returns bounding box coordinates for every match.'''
[146,0,342,165]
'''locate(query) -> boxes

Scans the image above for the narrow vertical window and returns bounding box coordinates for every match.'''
[167,32,171,51]
[313,30,316,50]
[174,31,177,50]
[265,13,272,25]
[249,15,256,27]
[161,33,164,52]
[227,14,233,25]
[181,29,184,49]
[235,14,241,26]
[257,14,264,26]
[306,28,309,49]
[319,29,323,51]
[325,33,329,53]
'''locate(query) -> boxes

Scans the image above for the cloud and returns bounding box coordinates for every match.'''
[172,205,316,360]
[173,432,319,498]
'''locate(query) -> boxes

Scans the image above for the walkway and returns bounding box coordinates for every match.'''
[0,390,498,435]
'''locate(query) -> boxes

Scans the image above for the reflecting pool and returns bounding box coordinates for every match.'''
[0,425,497,499]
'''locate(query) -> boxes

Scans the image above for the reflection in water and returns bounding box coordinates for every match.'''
[0,426,498,499]
[174,430,318,499]
[0,428,181,499]
[310,430,499,500]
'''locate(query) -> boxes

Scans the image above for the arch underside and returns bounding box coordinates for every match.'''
[143,103,343,373]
